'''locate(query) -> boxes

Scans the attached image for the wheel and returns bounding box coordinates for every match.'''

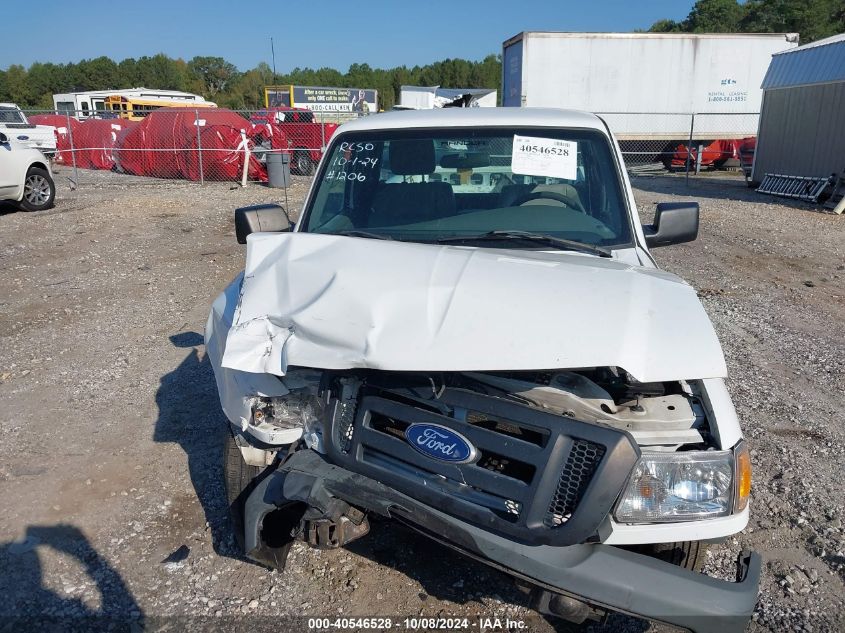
[224,429,263,551]
[20,167,55,211]
[294,151,315,176]
[639,541,710,572]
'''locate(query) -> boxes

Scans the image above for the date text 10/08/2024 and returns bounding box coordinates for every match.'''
[307,617,530,630]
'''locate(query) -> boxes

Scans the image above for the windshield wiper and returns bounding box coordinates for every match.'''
[330,230,394,240]
[434,230,612,257]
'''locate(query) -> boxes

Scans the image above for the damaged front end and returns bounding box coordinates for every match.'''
[236,368,759,633]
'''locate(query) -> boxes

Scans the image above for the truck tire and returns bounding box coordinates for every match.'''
[645,541,710,573]
[223,429,263,551]
[294,151,315,176]
[19,167,55,212]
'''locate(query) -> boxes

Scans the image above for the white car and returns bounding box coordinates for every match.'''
[0,133,56,211]
[206,108,759,632]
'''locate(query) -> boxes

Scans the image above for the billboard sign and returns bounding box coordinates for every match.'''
[265,85,378,113]
[265,87,292,108]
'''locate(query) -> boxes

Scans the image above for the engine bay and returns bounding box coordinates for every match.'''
[258,366,713,452]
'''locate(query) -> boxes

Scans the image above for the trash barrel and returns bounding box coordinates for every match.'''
[266,152,291,188]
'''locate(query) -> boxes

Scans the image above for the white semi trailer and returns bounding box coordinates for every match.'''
[502,32,798,140]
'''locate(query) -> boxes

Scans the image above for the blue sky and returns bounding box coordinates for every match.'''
[2,1,694,71]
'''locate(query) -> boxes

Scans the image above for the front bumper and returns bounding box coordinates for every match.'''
[245,449,761,633]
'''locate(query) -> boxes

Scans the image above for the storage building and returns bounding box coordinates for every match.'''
[752,33,845,184]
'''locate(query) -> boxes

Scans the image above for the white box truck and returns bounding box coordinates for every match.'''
[502,32,798,141]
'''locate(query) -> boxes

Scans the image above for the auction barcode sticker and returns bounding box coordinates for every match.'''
[511,135,577,180]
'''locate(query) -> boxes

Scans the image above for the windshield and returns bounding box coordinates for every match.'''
[0,106,26,124]
[302,127,632,249]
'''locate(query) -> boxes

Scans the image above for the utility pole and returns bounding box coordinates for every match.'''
[270,37,277,83]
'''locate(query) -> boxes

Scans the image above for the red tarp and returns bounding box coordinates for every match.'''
[28,114,78,164]
[669,138,754,168]
[114,108,267,182]
[74,119,136,170]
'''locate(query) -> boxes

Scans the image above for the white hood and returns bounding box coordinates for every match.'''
[220,233,726,383]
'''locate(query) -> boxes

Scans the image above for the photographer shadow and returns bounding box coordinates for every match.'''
[0,524,143,631]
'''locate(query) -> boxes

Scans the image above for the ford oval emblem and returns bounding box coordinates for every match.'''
[16,135,29,141]
[404,423,477,464]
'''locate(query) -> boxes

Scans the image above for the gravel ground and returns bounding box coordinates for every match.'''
[0,165,843,632]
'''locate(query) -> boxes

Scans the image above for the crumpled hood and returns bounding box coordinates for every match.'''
[220,233,726,382]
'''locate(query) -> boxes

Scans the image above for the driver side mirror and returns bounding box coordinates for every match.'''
[0,132,8,145]
[643,202,699,248]
[235,204,294,244]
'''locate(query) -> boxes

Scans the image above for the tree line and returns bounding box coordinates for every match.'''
[648,0,844,42]
[4,0,842,112]
[0,54,502,111]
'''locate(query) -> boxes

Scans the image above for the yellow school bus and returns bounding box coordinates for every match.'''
[104,95,217,121]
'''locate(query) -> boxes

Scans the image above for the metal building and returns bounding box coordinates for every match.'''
[752,33,845,184]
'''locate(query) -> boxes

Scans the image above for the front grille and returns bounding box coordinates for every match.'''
[545,440,606,527]
[324,387,639,546]
[334,399,358,454]
[465,410,547,447]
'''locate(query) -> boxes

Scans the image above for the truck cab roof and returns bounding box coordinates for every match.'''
[338,107,608,134]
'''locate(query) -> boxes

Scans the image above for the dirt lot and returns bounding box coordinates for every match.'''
[0,165,843,632]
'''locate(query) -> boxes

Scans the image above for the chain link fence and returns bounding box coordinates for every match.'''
[15,108,758,190]
[18,107,367,190]
[596,112,759,179]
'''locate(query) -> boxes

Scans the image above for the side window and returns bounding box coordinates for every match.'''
[81,101,90,117]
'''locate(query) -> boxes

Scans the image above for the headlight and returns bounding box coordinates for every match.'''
[614,450,735,523]
[252,392,324,430]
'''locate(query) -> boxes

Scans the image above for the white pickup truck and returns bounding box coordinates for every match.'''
[0,103,57,156]
[206,108,760,632]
